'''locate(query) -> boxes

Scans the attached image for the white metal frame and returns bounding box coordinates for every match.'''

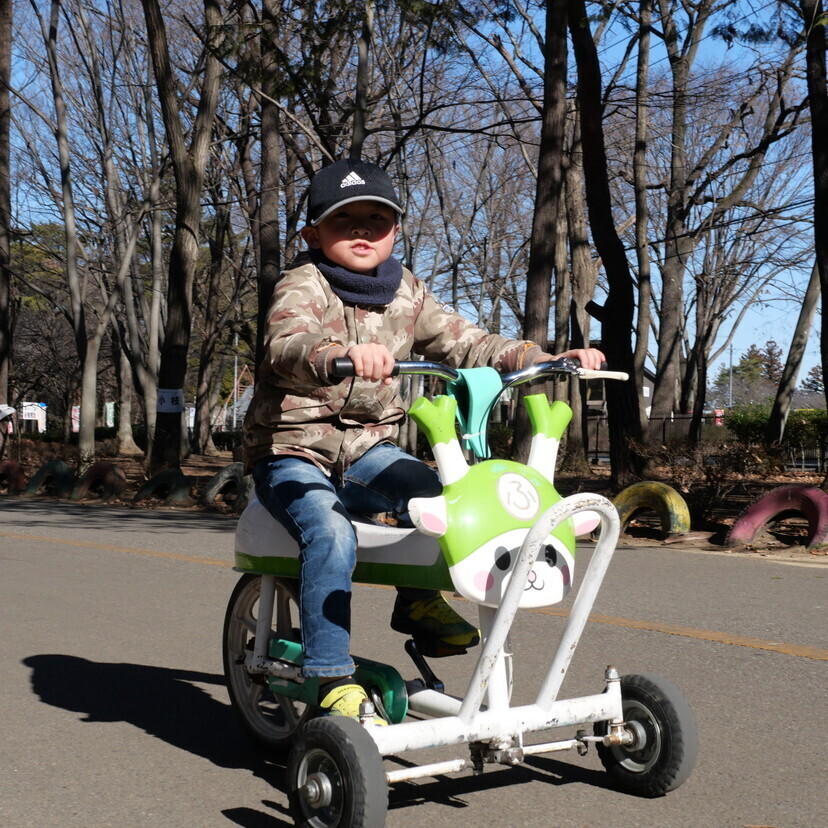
[363,494,624,779]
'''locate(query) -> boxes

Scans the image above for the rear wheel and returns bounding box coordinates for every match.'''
[594,673,698,797]
[222,573,312,751]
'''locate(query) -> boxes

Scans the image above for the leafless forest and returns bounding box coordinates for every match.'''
[0,0,825,484]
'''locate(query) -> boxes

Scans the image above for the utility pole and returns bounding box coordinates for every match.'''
[232,333,239,430]
[728,344,733,408]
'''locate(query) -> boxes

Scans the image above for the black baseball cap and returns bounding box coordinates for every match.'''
[306,159,404,226]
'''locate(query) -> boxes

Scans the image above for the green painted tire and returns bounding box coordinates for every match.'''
[613,481,691,539]
[132,468,192,505]
[201,463,252,513]
[22,460,76,499]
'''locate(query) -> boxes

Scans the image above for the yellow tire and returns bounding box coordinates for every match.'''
[613,481,691,539]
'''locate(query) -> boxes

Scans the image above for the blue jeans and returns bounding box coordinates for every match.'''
[253,444,442,678]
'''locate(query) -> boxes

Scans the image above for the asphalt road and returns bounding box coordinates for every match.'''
[1,498,826,828]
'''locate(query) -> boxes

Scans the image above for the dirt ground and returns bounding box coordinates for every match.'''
[3,439,828,563]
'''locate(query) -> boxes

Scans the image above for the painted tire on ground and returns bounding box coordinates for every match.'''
[725,484,828,551]
[22,460,76,499]
[201,463,253,513]
[613,481,692,539]
[0,460,27,494]
[132,468,192,505]
[70,461,127,502]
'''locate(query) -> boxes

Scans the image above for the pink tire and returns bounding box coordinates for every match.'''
[70,461,127,502]
[0,460,27,494]
[726,484,828,551]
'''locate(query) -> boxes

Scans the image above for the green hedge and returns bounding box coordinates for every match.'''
[725,404,828,447]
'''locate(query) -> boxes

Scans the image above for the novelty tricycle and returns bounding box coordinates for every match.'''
[223,358,698,826]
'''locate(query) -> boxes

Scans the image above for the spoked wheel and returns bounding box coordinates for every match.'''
[222,573,313,751]
[594,673,698,797]
[287,717,388,827]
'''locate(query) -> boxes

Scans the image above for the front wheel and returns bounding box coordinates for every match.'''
[287,717,388,827]
[594,673,698,797]
[222,573,313,751]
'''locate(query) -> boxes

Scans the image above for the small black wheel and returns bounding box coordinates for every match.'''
[222,573,313,751]
[594,673,698,797]
[287,717,388,827]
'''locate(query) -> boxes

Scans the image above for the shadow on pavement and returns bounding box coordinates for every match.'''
[23,653,617,825]
[22,653,293,825]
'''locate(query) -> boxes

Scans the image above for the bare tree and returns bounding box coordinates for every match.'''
[513,0,568,464]
[797,0,828,459]
[0,0,10,455]
[647,0,805,425]
[141,0,224,472]
[767,261,821,443]
[569,0,644,485]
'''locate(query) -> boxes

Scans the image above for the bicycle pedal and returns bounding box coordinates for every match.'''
[404,639,444,692]
[406,632,469,659]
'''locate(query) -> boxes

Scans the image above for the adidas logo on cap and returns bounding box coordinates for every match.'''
[340,171,366,188]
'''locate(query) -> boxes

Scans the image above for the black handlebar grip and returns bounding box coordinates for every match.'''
[565,358,609,370]
[331,358,356,377]
[330,357,401,379]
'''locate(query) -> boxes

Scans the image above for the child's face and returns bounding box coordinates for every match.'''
[302,200,399,274]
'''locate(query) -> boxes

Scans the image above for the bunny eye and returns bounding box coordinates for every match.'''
[495,548,512,571]
[544,544,558,566]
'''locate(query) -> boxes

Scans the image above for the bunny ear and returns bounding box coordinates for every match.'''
[523,396,573,484]
[409,396,470,485]
[408,496,448,538]
[572,510,601,537]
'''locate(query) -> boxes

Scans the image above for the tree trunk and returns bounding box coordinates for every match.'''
[142,0,223,472]
[257,0,283,372]
[633,0,652,439]
[767,262,820,444]
[0,0,10,455]
[569,0,644,486]
[115,343,142,455]
[351,0,374,159]
[799,1,828,426]
[192,189,228,456]
[514,0,568,465]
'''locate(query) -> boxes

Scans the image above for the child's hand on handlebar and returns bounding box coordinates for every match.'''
[327,343,397,385]
[536,347,606,371]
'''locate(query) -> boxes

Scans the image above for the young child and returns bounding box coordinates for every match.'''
[243,158,604,722]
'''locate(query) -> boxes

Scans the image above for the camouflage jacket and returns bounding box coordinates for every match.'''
[242,260,543,475]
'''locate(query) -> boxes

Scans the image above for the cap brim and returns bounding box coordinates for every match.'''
[311,196,404,226]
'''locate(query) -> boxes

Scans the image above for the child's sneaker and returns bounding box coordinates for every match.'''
[390,594,480,657]
[318,683,388,726]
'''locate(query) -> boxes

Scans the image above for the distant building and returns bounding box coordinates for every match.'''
[20,402,47,433]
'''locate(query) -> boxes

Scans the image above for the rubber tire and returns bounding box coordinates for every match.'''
[70,461,126,502]
[287,717,388,828]
[132,468,192,505]
[613,481,691,538]
[725,484,828,551]
[0,460,27,494]
[201,462,253,513]
[22,460,76,499]
[222,573,313,751]
[594,673,698,797]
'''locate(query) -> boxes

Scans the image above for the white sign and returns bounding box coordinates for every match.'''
[157,389,185,413]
